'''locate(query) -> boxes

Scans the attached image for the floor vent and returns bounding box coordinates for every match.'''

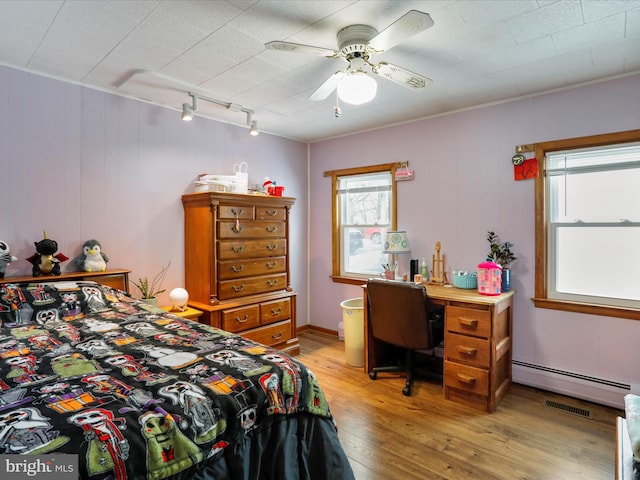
[544,399,593,419]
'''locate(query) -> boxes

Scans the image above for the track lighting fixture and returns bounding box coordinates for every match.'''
[181,93,198,121]
[180,92,258,136]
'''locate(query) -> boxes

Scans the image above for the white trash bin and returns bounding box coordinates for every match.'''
[340,297,364,367]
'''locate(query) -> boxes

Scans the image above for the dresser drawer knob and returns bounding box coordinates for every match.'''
[232,284,245,292]
[266,261,277,269]
[231,245,245,253]
[230,208,244,216]
[459,317,478,328]
[267,279,279,286]
[235,314,249,323]
[266,244,278,251]
[271,331,283,340]
[456,373,476,385]
[231,223,244,233]
[265,225,278,233]
[458,346,477,357]
[265,209,278,216]
[231,265,245,273]
[270,307,283,316]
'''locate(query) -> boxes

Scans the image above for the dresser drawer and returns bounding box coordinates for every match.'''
[218,221,285,239]
[444,332,491,368]
[218,239,287,260]
[218,257,286,280]
[256,206,286,221]
[444,360,489,396]
[221,305,260,333]
[241,319,292,347]
[218,273,287,299]
[260,298,291,325]
[218,205,254,219]
[446,306,491,338]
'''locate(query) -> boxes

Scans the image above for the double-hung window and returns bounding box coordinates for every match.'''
[533,129,640,318]
[324,163,399,284]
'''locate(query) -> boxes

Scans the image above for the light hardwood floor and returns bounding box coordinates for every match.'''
[297,330,622,480]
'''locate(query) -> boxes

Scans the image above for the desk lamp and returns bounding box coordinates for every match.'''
[383,231,410,277]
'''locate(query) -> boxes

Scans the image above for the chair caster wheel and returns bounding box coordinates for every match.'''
[402,386,411,396]
[369,372,377,380]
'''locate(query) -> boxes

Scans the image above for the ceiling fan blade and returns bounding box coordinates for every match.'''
[373,62,432,90]
[309,71,345,101]
[265,41,338,58]
[368,10,434,53]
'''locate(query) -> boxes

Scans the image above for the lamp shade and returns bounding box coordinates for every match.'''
[169,288,189,311]
[383,231,410,254]
[337,72,377,105]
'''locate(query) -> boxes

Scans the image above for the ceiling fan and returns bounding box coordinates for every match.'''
[265,10,434,105]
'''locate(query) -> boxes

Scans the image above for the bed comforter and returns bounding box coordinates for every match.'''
[0,280,354,480]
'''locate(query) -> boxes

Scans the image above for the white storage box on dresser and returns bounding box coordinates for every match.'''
[182,192,299,355]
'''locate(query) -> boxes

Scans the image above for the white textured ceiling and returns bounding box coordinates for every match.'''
[1,0,639,142]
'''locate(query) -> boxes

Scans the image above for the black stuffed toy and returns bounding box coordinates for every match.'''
[27,231,69,276]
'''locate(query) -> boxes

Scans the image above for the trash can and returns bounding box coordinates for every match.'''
[340,297,364,367]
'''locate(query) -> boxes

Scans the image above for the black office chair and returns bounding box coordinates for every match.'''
[366,278,444,396]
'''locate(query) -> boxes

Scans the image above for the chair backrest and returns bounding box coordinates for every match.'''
[366,278,433,351]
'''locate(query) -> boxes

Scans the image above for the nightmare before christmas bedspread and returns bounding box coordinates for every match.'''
[0,281,352,480]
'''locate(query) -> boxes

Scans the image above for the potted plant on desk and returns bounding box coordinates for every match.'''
[486,231,516,292]
[131,261,170,306]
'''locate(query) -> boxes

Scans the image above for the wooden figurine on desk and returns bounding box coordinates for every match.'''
[428,241,448,285]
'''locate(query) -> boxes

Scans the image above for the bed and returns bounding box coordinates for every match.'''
[0,280,355,480]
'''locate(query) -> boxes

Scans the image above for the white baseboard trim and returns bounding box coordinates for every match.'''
[513,361,629,410]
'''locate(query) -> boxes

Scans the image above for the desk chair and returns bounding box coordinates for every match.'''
[366,278,443,396]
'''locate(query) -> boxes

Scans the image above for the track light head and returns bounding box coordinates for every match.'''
[249,120,259,136]
[181,103,194,121]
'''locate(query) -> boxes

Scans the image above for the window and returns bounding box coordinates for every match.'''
[533,129,640,319]
[324,163,400,284]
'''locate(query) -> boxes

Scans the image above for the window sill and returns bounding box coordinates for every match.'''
[531,297,640,321]
[331,275,369,286]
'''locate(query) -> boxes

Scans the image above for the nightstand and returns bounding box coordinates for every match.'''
[161,306,203,321]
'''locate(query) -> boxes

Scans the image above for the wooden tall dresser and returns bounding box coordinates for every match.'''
[182,192,299,355]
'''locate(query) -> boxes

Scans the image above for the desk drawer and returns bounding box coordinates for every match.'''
[242,319,292,347]
[445,332,490,368]
[446,306,491,338]
[444,360,489,396]
[221,305,260,333]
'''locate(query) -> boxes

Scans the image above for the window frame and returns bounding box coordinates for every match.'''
[533,128,640,320]
[323,162,401,285]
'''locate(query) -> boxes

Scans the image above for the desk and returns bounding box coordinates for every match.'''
[363,284,515,412]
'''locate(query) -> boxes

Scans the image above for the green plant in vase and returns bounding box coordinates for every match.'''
[132,261,170,305]
[486,231,516,292]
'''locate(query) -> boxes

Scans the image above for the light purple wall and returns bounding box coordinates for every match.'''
[310,74,640,407]
[0,66,309,324]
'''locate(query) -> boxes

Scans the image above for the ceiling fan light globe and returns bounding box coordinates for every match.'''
[337,73,377,105]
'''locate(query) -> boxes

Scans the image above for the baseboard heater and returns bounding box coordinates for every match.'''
[512,360,630,410]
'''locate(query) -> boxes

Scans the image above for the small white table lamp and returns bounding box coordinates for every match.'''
[169,288,189,312]
[383,231,411,276]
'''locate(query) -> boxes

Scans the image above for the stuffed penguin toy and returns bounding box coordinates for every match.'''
[0,240,18,278]
[73,239,109,272]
